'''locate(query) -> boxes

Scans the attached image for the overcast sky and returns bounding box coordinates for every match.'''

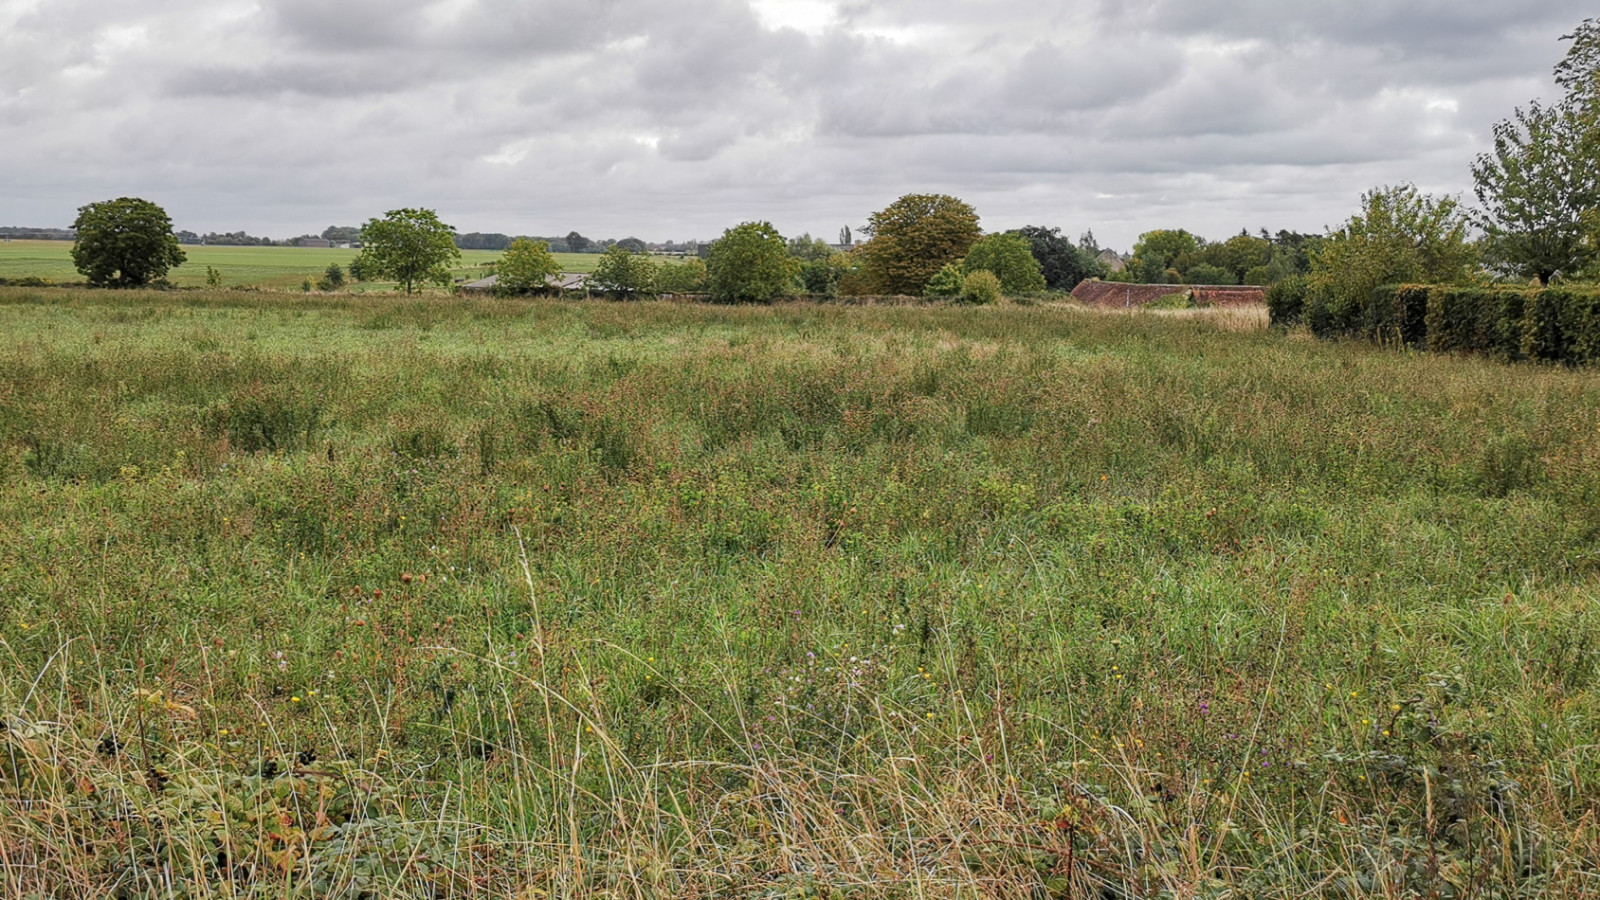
[1,0,1592,249]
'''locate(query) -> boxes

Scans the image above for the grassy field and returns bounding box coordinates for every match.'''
[1,286,1597,898]
[0,240,608,290]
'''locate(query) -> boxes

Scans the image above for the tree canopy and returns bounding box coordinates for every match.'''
[706,222,797,303]
[963,233,1046,294]
[356,209,461,295]
[590,245,658,295]
[70,197,187,287]
[1472,18,1600,283]
[1007,226,1101,291]
[857,194,981,295]
[1308,185,1476,332]
[495,238,562,294]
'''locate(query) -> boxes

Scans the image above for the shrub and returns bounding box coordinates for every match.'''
[1425,287,1528,359]
[1395,285,1432,347]
[924,263,964,298]
[1265,275,1308,328]
[316,263,345,292]
[1523,286,1600,364]
[656,257,709,293]
[957,270,1003,305]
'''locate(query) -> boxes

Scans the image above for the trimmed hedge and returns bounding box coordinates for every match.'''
[1314,283,1600,365]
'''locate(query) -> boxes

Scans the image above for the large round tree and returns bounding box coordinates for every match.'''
[70,197,187,287]
[706,221,797,303]
[857,194,980,295]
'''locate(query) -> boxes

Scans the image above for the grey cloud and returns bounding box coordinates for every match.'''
[2,0,1595,249]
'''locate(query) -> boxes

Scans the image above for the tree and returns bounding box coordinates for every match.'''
[656,257,708,293]
[798,254,851,297]
[706,221,798,303]
[1307,185,1476,333]
[456,232,513,251]
[856,194,981,295]
[1472,20,1600,283]
[787,233,835,261]
[1129,229,1199,283]
[321,225,362,243]
[1203,232,1271,282]
[839,225,853,247]
[590,245,658,296]
[1008,225,1100,290]
[1554,17,1599,113]
[495,238,562,294]
[565,231,594,253]
[70,197,187,287]
[963,233,1046,293]
[355,208,461,295]
[616,237,648,253]
[1184,263,1234,285]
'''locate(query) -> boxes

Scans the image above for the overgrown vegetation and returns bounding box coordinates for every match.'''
[1,287,1598,898]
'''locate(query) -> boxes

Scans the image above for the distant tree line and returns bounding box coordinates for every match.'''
[0,227,75,240]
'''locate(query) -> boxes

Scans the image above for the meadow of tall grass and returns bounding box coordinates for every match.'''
[1,286,1597,898]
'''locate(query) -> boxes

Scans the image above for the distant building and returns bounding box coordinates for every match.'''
[299,238,333,249]
[1097,249,1127,273]
[1070,280,1265,308]
[460,273,591,293]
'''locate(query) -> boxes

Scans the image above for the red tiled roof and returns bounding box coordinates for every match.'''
[1070,281,1265,307]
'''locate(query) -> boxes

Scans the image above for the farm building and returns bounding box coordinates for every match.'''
[1071,280,1265,307]
[460,273,591,293]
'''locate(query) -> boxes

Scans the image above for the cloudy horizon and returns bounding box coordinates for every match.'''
[1,0,1592,251]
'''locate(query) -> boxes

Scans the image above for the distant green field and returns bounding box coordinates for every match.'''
[0,240,608,290]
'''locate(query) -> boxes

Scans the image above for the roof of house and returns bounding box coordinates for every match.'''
[461,273,590,292]
[1070,280,1265,307]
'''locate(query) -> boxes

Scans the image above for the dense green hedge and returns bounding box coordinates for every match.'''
[1309,283,1600,365]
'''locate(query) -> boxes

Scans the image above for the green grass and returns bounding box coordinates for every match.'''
[1,286,1597,898]
[0,240,612,290]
